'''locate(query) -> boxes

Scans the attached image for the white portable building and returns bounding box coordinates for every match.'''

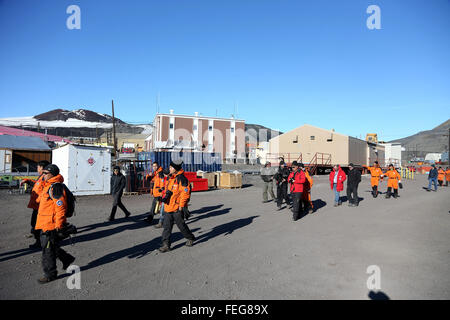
[52,144,111,196]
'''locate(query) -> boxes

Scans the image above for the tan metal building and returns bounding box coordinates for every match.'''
[269,124,384,167]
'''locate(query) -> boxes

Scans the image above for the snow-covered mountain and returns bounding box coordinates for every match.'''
[0,109,152,137]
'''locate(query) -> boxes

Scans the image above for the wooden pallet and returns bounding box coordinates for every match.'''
[123,192,139,196]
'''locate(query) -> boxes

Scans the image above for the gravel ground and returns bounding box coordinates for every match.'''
[0,174,449,300]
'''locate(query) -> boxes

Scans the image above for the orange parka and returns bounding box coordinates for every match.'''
[383,168,401,189]
[152,167,164,197]
[437,169,445,181]
[164,170,191,213]
[302,170,313,206]
[365,165,383,187]
[445,169,450,181]
[35,174,67,232]
[26,175,45,210]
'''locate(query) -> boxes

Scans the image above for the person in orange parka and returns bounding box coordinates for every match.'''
[363,161,383,198]
[145,162,164,223]
[35,164,75,284]
[382,164,402,199]
[301,164,314,214]
[437,167,445,187]
[445,167,450,187]
[20,160,49,249]
[154,168,170,229]
[159,160,195,252]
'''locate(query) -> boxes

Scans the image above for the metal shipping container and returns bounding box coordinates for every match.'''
[137,151,222,172]
[52,144,112,196]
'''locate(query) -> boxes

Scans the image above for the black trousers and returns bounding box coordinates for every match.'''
[371,186,379,198]
[40,231,74,279]
[110,192,130,218]
[161,210,195,247]
[386,187,398,198]
[276,183,290,207]
[147,197,158,220]
[292,192,303,220]
[347,184,359,204]
[30,209,40,242]
[438,180,443,186]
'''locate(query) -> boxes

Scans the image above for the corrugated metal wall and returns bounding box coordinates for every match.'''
[137,151,222,172]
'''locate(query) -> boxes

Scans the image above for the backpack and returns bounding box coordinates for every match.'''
[49,183,76,217]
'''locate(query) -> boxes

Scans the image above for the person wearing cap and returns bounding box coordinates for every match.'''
[437,167,445,187]
[20,160,50,249]
[288,161,306,221]
[260,161,276,203]
[363,161,383,198]
[145,162,164,223]
[427,164,438,192]
[301,164,314,213]
[35,164,75,284]
[346,163,361,207]
[329,164,346,207]
[107,165,131,221]
[382,164,402,198]
[159,159,196,252]
[274,161,291,210]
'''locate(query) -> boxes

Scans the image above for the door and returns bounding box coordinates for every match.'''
[75,147,105,192]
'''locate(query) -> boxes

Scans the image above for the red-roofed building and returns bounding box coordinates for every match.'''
[0,126,71,143]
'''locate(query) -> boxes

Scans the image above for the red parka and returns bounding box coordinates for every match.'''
[329,166,346,192]
[288,169,306,193]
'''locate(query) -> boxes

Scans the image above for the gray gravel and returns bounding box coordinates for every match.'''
[0,174,449,299]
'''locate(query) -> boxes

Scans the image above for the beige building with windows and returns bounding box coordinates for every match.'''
[269,124,385,167]
[149,110,246,162]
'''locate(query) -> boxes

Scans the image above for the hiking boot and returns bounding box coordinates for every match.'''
[154,223,163,228]
[338,201,342,206]
[158,244,171,253]
[37,276,56,284]
[334,203,338,207]
[106,216,115,222]
[186,239,194,247]
[62,255,76,270]
[125,212,131,218]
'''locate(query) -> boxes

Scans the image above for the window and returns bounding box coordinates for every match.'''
[5,154,11,163]
[169,123,174,129]
[231,127,234,133]
[193,125,197,131]
[293,135,298,143]
[208,126,212,131]
[310,136,315,141]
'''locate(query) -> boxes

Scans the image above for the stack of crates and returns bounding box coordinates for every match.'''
[184,171,209,192]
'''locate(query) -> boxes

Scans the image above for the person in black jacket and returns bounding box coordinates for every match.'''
[274,161,291,210]
[346,163,361,207]
[107,165,131,221]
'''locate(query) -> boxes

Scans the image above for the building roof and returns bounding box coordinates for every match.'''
[0,135,51,151]
[270,124,349,141]
[0,125,71,143]
[154,113,245,122]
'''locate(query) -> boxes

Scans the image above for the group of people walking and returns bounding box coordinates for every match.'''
[427,164,450,191]
[260,160,314,221]
[261,160,406,220]
[22,159,197,284]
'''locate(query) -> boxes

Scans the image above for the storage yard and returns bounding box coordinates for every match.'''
[0,173,449,299]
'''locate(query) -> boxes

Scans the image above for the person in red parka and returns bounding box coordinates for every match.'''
[288,161,306,221]
[329,164,346,207]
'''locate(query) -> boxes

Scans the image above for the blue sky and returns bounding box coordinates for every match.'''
[0,0,449,141]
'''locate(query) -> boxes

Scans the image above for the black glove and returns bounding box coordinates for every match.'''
[162,190,173,204]
[158,188,163,192]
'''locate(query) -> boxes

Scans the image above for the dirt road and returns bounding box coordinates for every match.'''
[0,174,449,299]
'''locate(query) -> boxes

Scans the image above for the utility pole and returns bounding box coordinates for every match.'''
[112,100,117,159]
